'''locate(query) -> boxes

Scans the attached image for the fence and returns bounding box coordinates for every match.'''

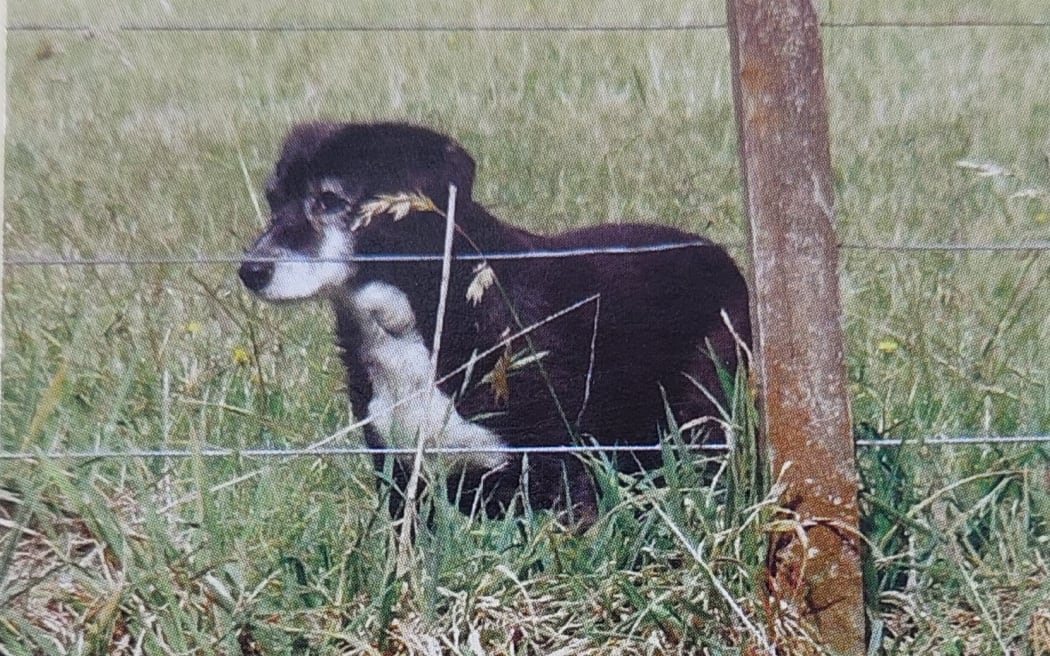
[3,236,1048,463]
[3,231,1048,463]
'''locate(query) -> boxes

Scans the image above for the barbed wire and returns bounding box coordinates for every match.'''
[8,22,726,33]
[858,435,1050,447]
[821,20,1050,29]
[836,241,1050,253]
[0,444,727,461]
[3,241,718,267]
[4,239,1050,269]
[0,435,1047,461]
[7,20,1050,33]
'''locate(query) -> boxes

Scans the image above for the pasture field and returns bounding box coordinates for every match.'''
[3,1,1049,653]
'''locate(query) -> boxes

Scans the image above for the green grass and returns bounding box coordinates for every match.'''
[3,1,1050,653]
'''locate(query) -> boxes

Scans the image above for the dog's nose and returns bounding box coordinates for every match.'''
[238,260,274,292]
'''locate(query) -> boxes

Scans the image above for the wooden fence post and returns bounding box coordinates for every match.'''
[725,1,866,653]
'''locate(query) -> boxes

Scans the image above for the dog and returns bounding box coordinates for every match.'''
[238,121,751,525]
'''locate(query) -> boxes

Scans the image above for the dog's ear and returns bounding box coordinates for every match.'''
[267,122,344,203]
[274,123,478,213]
[331,124,477,212]
[408,137,476,211]
[280,122,343,164]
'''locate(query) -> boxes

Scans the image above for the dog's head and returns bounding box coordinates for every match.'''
[238,122,476,302]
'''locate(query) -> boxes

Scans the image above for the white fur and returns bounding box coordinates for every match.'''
[349,282,507,471]
[258,226,355,301]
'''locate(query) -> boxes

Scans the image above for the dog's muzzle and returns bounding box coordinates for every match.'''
[238,259,274,293]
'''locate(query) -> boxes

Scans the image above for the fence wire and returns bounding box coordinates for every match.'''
[5,239,1050,269]
[8,20,1050,33]
[1,435,1048,462]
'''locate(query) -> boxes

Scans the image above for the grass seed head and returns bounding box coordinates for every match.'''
[467,263,496,305]
[353,192,444,231]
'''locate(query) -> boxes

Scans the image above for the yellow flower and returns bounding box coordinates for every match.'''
[183,321,203,335]
[876,337,899,355]
[232,346,252,367]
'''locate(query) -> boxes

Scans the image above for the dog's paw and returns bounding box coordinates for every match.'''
[372,305,415,337]
[353,283,418,337]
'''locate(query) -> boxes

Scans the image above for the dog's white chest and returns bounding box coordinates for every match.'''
[348,282,506,470]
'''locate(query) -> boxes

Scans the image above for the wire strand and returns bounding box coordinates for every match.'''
[1,435,1047,461]
[5,240,1050,268]
[0,443,730,460]
[7,23,728,33]
[8,20,1050,33]
[855,435,1050,447]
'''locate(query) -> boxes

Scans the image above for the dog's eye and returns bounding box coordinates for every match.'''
[312,191,350,215]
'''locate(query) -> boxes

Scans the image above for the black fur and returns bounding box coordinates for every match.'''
[240,121,751,523]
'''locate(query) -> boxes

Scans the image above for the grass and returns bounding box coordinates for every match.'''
[3,1,1050,653]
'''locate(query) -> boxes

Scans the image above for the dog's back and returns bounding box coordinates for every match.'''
[485,222,750,459]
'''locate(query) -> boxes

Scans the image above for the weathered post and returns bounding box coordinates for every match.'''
[726,1,865,653]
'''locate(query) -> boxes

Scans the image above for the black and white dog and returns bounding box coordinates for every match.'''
[239,122,750,523]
